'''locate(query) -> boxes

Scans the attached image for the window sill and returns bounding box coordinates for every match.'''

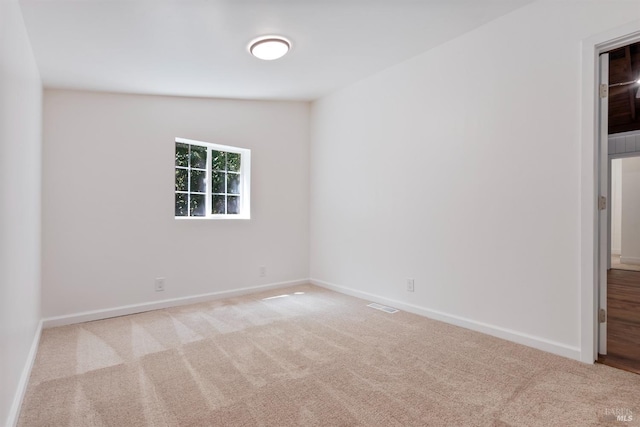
[174,216,250,220]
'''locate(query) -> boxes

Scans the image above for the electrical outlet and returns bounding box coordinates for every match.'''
[259,266,267,277]
[155,277,165,292]
[406,278,415,292]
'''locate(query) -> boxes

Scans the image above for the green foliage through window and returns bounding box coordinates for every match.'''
[175,139,248,218]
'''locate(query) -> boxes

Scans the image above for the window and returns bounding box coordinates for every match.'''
[175,137,251,219]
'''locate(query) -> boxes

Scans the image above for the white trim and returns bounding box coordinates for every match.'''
[612,248,621,256]
[6,320,43,427]
[580,21,640,364]
[619,256,640,266]
[598,53,610,354]
[610,129,640,138]
[608,152,640,160]
[175,137,248,154]
[311,278,581,361]
[608,131,640,158]
[42,279,308,328]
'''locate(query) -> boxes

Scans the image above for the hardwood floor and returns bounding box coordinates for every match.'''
[600,269,640,374]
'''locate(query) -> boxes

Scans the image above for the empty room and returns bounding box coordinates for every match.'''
[2,0,640,426]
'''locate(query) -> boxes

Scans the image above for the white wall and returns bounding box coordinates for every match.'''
[42,90,309,318]
[310,1,640,359]
[0,0,42,425]
[621,156,640,264]
[612,158,622,255]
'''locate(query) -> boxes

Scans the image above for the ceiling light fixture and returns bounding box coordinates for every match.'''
[249,36,291,61]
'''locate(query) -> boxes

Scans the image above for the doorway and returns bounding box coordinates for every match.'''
[598,41,640,374]
[602,156,640,373]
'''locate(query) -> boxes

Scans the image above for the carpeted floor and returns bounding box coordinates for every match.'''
[18,284,640,426]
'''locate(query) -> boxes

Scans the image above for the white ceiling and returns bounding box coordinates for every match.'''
[19,0,533,101]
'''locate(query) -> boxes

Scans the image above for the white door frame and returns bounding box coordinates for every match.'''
[580,22,640,363]
[598,52,609,356]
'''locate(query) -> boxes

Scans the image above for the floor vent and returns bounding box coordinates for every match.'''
[367,303,399,314]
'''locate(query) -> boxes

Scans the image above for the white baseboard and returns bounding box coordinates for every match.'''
[42,279,309,328]
[310,278,581,361]
[619,256,640,265]
[7,319,43,427]
[612,248,621,256]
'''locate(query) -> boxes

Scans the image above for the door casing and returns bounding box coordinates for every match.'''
[580,22,640,364]
[593,30,640,360]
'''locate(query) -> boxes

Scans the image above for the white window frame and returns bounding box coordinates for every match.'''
[175,137,251,220]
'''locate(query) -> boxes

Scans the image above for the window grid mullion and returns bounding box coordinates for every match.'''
[187,144,192,216]
[224,153,228,215]
[206,147,212,217]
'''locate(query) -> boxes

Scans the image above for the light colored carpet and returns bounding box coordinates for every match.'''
[18,284,640,426]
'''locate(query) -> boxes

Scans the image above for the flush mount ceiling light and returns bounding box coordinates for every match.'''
[249,36,291,61]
